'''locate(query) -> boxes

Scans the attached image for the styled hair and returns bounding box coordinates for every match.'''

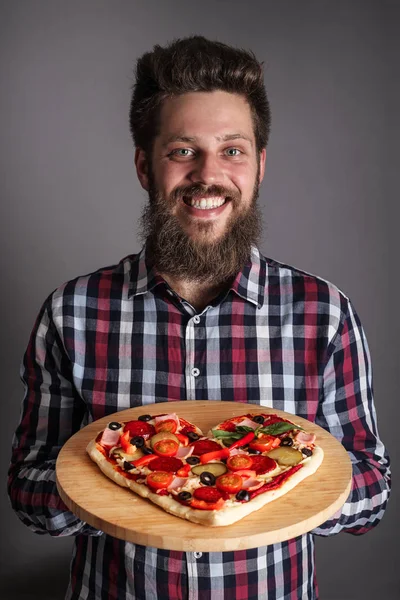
[129,36,271,154]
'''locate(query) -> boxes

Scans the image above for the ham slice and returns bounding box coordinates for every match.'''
[237,418,260,430]
[99,427,121,449]
[241,478,264,491]
[229,448,249,456]
[154,413,180,428]
[295,431,316,445]
[168,477,189,491]
[176,445,194,459]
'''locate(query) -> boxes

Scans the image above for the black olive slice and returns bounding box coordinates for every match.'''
[141,447,154,455]
[108,421,122,430]
[186,456,200,465]
[281,437,293,447]
[253,415,265,424]
[301,447,313,457]
[178,491,192,502]
[199,472,216,486]
[187,431,200,442]
[236,490,250,502]
[131,436,144,448]
[138,414,153,422]
[248,448,261,455]
[123,461,135,471]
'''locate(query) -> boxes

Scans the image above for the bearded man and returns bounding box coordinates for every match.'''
[8,36,390,600]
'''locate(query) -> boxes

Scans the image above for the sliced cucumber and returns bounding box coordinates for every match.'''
[110,447,144,462]
[150,431,180,449]
[191,462,227,477]
[267,447,303,466]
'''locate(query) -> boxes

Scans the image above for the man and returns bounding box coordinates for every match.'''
[8,36,390,600]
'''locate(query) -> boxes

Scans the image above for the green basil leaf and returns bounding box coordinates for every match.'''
[259,422,303,436]
[211,429,242,440]
[235,425,256,433]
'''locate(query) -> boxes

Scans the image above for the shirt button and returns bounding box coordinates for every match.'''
[193,552,202,559]
[193,315,201,324]
[191,367,200,377]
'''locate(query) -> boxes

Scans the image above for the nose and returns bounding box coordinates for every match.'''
[189,153,221,185]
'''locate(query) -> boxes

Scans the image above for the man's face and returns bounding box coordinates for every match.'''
[136,90,266,282]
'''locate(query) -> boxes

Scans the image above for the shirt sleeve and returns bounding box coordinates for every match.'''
[312,298,391,536]
[7,295,102,537]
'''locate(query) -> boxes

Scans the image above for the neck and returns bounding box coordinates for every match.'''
[160,273,233,312]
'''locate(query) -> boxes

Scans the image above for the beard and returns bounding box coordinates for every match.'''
[139,167,262,285]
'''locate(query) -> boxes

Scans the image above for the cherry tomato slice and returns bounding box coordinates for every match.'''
[123,420,155,440]
[227,454,254,471]
[216,473,243,494]
[249,455,277,474]
[190,497,225,511]
[249,435,281,453]
[155,419,177,434]
[193,486,222,503]
[146,471,174,491]
[153,438,179,457]
[148,456,183,473]
[191,439,221,455]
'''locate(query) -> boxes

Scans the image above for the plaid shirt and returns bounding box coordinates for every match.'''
[8,246,390,600]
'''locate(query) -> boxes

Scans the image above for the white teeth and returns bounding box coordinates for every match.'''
[188,197,226,210]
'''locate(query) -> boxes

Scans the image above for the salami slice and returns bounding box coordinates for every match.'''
[193,487,222,503]
[123,420,155,439]
[249,455,277,475]
[148,456,183,473]
[191,439,221,455]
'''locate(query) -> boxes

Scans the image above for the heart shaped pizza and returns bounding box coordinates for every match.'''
[86,411,324,526]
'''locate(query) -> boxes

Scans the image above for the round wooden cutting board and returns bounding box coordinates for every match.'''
[56,401,352,552]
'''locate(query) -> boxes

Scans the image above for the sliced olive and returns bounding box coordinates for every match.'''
[138,414,152,422]
[253,415,265,424]
[191,462,227,477]
[280,437,293,447]
[301,447,313,457]
[150,431,180,449]
[187,432,200,442]
[142,446,154,455]
[123,461,135,471]
[108,421,122,430]
[186,456,200,465]
[178,491,192,502]
[248,448,261,455]
[267,447,303,466]
[236,490,250,502]
[131,436,144,448]
[199,472,216,486]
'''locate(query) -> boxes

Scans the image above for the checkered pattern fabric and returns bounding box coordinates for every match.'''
[8,246,390,600]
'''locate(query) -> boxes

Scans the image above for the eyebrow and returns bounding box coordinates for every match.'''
[163,133,253,146]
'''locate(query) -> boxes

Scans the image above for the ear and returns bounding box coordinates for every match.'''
[258,149,267,185]
[135,148,150,191]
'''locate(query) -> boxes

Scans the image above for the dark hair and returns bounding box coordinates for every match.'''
[129,36,271,154]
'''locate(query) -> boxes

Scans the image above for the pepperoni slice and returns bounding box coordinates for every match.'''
[191,439,221,455]
[249,455,277,475]
[180,425,196,435]
[193,487,222,503]
[148,456,183,473]
[123,420,155,440]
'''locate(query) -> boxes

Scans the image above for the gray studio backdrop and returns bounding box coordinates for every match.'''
[1,1,398,599]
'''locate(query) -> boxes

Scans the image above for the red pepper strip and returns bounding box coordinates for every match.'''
[249,465,303,499]
[199,448,230,464]
[132,454,158,468]
[190,497,225,511]
[120,430,137,454]
[229,431,255,450]
[176,463,191,477]
[175,433,189,446]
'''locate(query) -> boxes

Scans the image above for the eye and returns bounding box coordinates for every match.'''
[169,148,194,158]
[225,148,242,157]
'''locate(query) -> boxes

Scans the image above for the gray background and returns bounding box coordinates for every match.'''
[1,1,398,599]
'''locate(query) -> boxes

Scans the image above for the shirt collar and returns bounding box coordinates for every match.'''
[127,245,266,308]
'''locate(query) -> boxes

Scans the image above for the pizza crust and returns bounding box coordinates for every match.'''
[86,439,324,526]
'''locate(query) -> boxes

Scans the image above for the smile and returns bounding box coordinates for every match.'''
[183,196,229,210]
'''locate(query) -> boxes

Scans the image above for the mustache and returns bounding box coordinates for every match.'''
[169,183,241,204]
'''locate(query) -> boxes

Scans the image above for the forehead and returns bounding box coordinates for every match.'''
[157,91,255,145]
